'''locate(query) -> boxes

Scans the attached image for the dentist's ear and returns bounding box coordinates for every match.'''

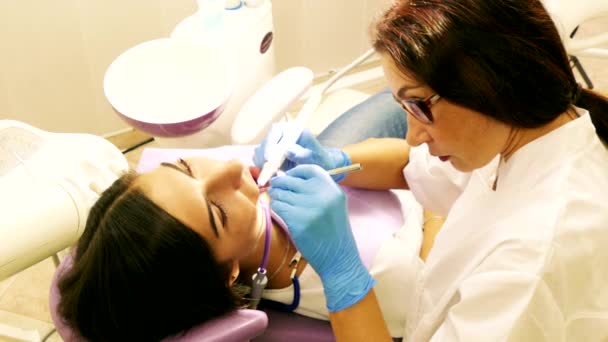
[228,260,240,286]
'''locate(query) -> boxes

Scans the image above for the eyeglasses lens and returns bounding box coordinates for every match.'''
[405,100,432,123]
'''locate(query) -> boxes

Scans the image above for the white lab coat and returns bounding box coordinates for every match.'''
[402,109,608,341]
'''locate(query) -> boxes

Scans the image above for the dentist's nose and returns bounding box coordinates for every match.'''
[405,114,432,147]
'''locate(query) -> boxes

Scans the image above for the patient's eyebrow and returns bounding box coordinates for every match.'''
[160,162,189,176]
[159,161,220,238]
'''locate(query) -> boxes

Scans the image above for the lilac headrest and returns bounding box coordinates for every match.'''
[49,254,268,342]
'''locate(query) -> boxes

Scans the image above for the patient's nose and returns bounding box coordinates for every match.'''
[206,159,244,190]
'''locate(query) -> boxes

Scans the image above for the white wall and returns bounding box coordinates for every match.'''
[0,0,390,136]
[272,0,389,73]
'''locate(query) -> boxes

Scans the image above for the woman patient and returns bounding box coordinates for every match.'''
[58,155,434,341]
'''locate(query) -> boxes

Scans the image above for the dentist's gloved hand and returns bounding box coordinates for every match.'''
[253,123,352,182]
[268,165,375,311]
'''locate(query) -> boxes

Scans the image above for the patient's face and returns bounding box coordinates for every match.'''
[136,157,263,263]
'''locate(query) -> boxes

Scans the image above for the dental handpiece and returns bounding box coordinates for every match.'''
[258,163,362,190]
[256,94,323,188]
[256,49,376,187]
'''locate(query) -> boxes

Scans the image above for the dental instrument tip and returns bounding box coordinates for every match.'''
[327,163,363,176]
[257,163,362,187]
[256,163,276,188]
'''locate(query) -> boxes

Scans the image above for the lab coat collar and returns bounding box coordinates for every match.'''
[495,107,593,193]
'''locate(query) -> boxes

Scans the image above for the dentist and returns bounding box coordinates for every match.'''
[255,0,608,340]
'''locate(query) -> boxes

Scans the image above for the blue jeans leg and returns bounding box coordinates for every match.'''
[316,88,407,148]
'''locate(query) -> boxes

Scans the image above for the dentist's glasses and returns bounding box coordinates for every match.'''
[396,93,441,124]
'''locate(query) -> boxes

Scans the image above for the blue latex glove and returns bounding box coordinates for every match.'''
[268,165,375,311]
[253,123,352,182]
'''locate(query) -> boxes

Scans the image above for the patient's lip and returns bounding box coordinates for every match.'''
[241,166,262,196]
[249,166,261,181]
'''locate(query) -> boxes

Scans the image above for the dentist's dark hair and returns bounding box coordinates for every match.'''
[58,172,243,341]
[372,0,608,143]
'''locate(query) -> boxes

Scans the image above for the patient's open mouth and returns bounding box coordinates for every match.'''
[249,166,261,181]
[248,166,268,192]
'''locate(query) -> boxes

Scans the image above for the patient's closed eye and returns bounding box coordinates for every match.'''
[210,201,227,226]
[160,159,226,236]
[177,159,228,227]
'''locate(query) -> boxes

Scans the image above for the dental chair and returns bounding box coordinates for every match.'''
[47,143,408,341]
[543,0,608,89]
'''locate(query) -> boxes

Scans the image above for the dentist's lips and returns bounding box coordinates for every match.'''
[439,156,450,162]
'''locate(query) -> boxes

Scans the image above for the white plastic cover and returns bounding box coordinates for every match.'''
[231,67,313,145]
[0,120,128,280]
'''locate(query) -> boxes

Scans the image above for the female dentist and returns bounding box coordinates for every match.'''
[255,0,608,340]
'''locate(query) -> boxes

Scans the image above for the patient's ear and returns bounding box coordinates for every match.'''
[227,260,240,286]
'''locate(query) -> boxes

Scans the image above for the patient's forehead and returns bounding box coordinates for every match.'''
[135,165,184,191]
[133,166,210,239]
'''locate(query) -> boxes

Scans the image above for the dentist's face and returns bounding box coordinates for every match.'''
[136,157,263,263]
[381,54,510,172]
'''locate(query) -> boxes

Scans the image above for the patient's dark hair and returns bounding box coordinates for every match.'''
[58,172,243,341]
[372,0,608,143]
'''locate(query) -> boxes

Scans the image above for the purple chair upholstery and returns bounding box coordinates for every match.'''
[164,310,268,342]
[49,255,85,342]
[256,308,402,342]
[49,254,269,342]
[254,308,335,342]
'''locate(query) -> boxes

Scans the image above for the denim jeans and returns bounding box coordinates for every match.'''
[317,88,408,148]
